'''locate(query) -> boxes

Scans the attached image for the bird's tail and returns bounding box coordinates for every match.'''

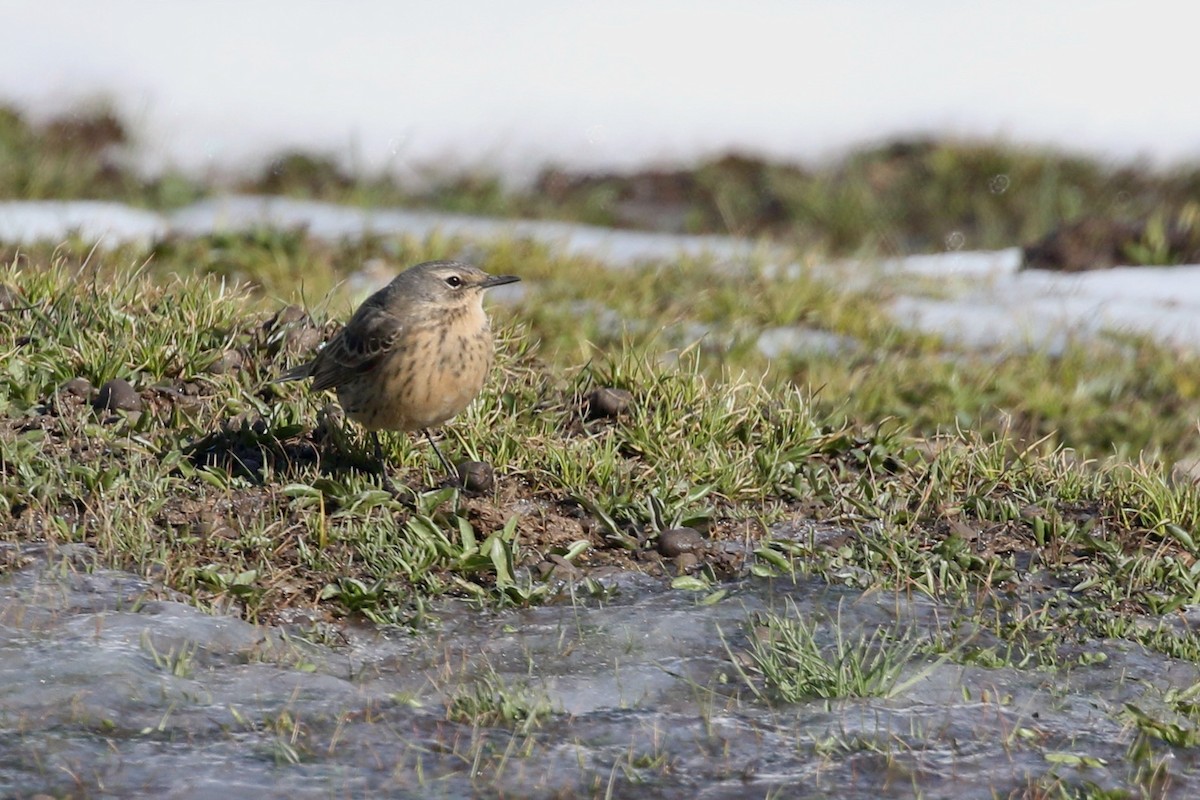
[272,360,315,384]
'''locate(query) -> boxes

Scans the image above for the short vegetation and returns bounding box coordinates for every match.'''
[1,237,1199,671]
[5,103,1200,258]
[7,102,1200,794]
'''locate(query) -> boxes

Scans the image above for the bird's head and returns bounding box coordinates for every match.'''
[391,260,520,314]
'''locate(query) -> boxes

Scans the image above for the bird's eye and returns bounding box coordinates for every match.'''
[445,275,463,288]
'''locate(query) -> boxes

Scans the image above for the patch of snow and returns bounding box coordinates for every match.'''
[6,198,1200,353]
[0,201,167,247]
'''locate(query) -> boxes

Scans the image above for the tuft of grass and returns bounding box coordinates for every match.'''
[445,668,554,732]
[734,600,922,702]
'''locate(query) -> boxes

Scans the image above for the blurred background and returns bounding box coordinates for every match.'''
[2,0,1199,258]
[5,0,1199,172]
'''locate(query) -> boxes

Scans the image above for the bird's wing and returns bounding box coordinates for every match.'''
[308,300,403,392]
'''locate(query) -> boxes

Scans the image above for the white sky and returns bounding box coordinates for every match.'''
[3,0,1198,177]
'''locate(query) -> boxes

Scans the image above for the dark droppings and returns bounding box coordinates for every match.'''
[586,386,634,419]
[93,378,142,412]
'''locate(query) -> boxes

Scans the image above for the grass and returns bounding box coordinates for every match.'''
[2,235,1200,683]
[5,174,1200,783]
[445,667,555,732]
[11,101,1200,800]
[735,599,923,702]
[532,141,1200,253]
[0,104,202,208]
[12,231,1200,464]
[6,103,1200,259]
[0,244,834,623]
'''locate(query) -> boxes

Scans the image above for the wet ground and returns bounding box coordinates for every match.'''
[4,542,1196,799]
[6,201,1200,797]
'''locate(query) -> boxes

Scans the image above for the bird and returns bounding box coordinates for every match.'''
[275,259,519,490]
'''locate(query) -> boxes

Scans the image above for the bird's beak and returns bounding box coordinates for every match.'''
[481,274,521,288]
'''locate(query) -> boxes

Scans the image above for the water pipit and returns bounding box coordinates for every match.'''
[276,260,518,490]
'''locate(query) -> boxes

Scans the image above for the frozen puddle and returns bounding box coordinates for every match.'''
[884,250,1200,352]
[0,200,168,246]
[4,198,1200,353]
[2,544,1197,798]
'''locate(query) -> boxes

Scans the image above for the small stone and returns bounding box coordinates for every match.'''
[284,325,323,355]
[545,553,583,580]
[222,412,252,432]
[93,379,142,412]
[657,527,705,557]
[59,377,93,397]
[291,441,320,461]
[1018,505,1046,521]
[674,552,700,572]
[947,519,979,542]
[269,304,308,330]
[205,349,243,375]
[587,387,634,419]
[195,518,238,541]
[457,460,495,493]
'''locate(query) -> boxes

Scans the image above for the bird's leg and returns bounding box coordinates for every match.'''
[424,428,460,487]
[372,431,400,495]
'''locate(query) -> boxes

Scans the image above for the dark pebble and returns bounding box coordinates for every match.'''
[59,377,93,397]
[206,349,244,375]
[93,379,142,412]
[674,552,701,572]
[237,453,264,474]
[657,527,705,557]
[457,460,495,493]
[587,387,634,419]
[292,441,320,463]
[221,413,252,432]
